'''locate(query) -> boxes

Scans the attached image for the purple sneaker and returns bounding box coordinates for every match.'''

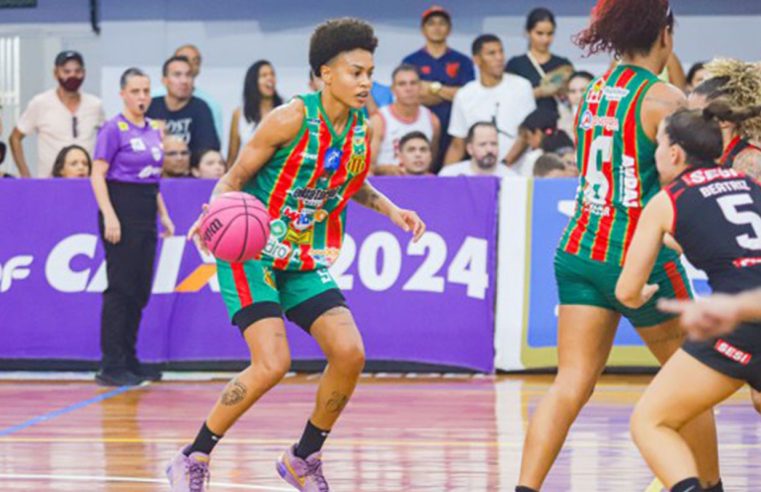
[276,444,330,491]
[166,446,210,492]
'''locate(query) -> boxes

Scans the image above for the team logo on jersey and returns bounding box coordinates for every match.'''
[324,147,342,172]
[580,111,620,132]
[585,79,605,104]
[117,121,130,132]
[714,339,752,365]
[347,154,366,174]
[151,146,162,162]
[603,86,630,102]
[149,119,161,130]
[446,62,460,79]
[262,267,277,290]
[270,219,287,240]
[580,110,593,131]
[420,66,432,75]
[285,227,313,245]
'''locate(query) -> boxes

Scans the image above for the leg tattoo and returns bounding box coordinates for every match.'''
[221,378,248,406]
[325,391,349,413]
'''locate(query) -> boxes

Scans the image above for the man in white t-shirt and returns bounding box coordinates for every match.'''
[10,51,105,177]
[370,64,440,175]
[444,34,535,175]
[439,122,511,177]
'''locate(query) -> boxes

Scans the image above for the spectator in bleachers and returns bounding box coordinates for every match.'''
[51,144,91,178]
[162,135,192,178]
[445,34,535,174]
[227,60,283,165]
[91,67,173,386]
[151,44,224,142]
[505,8,574,114]
[370,64,440,175]
[533,153,575,178]
[440,122,510,177]
[146,55,220,160]
[191,148,226,179]
[398,131,434,176]
[686,62,707,93]
[402,5,475,172]
[10,51,104,178]
[558,70,594,136]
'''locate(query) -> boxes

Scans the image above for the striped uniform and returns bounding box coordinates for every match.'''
[216,92,371,330]
[554,65,692,327]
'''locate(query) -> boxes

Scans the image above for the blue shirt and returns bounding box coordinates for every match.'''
[402,47,475,131]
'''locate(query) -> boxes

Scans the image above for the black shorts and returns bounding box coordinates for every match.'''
[232,288,347,335]
[682,322,761,391]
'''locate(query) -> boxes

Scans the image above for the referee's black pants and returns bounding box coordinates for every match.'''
[98,182,158,374]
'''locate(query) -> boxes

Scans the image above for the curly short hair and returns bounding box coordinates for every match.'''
[693,59,761,141]
[309,18,378,77]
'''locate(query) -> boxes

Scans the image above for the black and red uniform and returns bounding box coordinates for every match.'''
[664,166,761,389]
[719,135,761,169]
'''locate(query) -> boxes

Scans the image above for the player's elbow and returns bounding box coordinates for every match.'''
[615,282,642,309]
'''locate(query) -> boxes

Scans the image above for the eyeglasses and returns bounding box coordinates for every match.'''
[166,150,190,157]
[72,116,78,139]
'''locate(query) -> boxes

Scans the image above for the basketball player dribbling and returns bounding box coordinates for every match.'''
[167,18,425,492]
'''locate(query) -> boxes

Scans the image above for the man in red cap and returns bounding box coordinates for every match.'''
[402,6,474,173]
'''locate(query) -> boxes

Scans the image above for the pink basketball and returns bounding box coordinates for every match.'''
[200,191,271,263]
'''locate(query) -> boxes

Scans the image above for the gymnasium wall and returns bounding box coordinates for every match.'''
[0,1,760,173]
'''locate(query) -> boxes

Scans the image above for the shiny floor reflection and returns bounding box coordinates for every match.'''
[0,375,758,491]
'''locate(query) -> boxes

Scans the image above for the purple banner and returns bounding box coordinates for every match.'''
[0,177,498,372]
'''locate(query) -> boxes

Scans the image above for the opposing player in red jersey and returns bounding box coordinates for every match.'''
[618,102,761,492]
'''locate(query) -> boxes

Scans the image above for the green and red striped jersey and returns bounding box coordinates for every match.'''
[243,92,370,271]
[559,64,671,265]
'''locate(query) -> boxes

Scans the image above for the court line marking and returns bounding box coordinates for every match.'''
[1,436,759,451]
[0,473,291,491]
[0,382,149,437]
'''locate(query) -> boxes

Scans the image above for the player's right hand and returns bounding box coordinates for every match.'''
[104,213,121,244]
[658,295,742,341]
[186,203,210,255]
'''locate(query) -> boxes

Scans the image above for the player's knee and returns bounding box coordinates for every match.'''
[328,341,365,375]
[553,373,597,408]
[255,352,291,385]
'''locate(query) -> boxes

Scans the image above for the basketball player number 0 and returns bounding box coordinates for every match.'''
[328,232,489,299]
[717,193,761,250]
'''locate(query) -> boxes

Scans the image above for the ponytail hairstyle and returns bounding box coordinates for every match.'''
[665,100,761,168]
[574,0,673,57]
[692,59,761,141]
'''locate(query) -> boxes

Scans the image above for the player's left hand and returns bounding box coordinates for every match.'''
[160,213,175,238]
[390,208,426,243]
[639,283,660,306]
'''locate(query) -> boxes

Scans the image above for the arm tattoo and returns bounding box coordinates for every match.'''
[325,391,349,413]
[220,378,248,406]
[733,150,761,180]
[352,183,383,212]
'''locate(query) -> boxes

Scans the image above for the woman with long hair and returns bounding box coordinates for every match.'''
[226,60,283,165]
[516,2,722,491]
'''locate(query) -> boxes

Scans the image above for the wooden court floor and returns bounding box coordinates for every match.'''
[0,374,759,491]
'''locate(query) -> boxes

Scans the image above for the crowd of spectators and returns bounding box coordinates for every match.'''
[0,5,725,182]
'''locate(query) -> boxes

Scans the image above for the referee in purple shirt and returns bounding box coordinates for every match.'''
[90,68,175,386]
